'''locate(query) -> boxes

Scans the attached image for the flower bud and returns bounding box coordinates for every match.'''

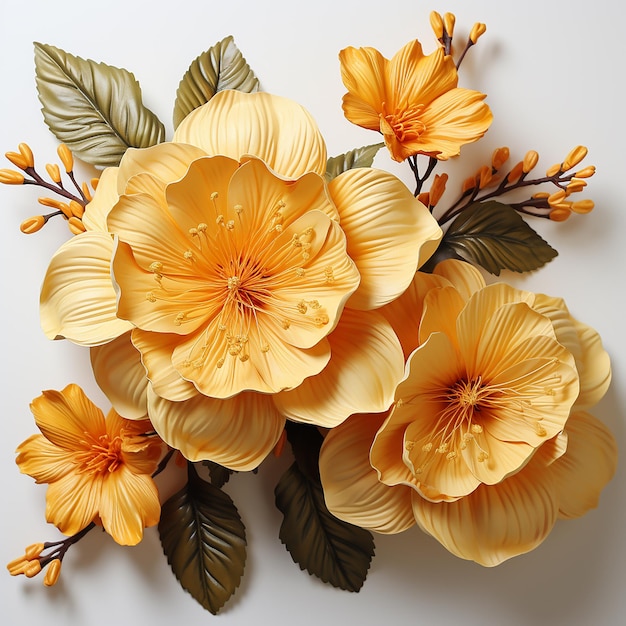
[522,150,539,174]
[566,179,587,194]
[0,168,25,184]
[69,199,85,218]
[4,151,29,170]
[24,543,45,559]
[462,175,476,193]
[491,147,509,171]
[444,12,456,37]
[91,177,100,190]
[430,11,444,39]
[82,181,93,202]
[417,192,430,207]
[570,199,594,214]
[20,215,47,234]
[478,165,492,189]
[430,172,448,206]
[57,143,74,173]
[68,216,86,234]
[549,207,571,221]
[24,560,42,578]
[506,161,524,184]
[470,22,487,44]
[548,189,567,206]
[7,555,28,573]
[574,165,595,178]
[45,163,62,183]
[562,145,587,171]
[18,143,35,168]
[43,559,62,587]
[545,163,562,177]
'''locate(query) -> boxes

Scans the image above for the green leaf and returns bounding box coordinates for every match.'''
[441,201,558,275]
[202,460,234,489]
[173,35,260,128]
[275,461,375,592]
[34,43,165,168]
[325,143,385,182]
[159,464,246,614]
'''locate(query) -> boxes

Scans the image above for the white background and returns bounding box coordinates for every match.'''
[1,1,624,624]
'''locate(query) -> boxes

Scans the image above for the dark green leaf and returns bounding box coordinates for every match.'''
[202,460,234,488]
[34,43,165,168]
[442,201,558,275]
[285,421,324,482]
[325,143,385,181]
[159,464,246,614]
[275,461,375,592]
[173,35,260,128]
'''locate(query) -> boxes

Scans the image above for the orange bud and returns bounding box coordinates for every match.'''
[24,543,45,559]
[570,199,594,214]
[532,192,550,199]
[549,207,571,222]
[18,143,35,168]
[20,215,47,234]
[522,150,539,174]
[45,163,62,183]
[43,559,62,587]
[574,165,595,178]
[470,22,487,44]
[566,179,587,194]
[478,165,492,189]
[491,147,509,171]
[69,199,85,218]
[82,181,93,202]
[430,11,444,39]
[444,12,456,37]
[545,163,562,177]
[548,189,567,206]
[462,175,476,193]
[57,143,74,172]
[430,172,448,207]
[562,145,588,171]
[4,151,29,170]
[91,177,100,190]
[0,168,25,184]
[417,192,430,207]
[506,161,524,184]
[68,216,86,234]
[7,555,29,573]
[24,560,42,578]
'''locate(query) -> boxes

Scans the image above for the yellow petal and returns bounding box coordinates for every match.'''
[412,454,559,566]
[274,309,404,427]
[551,411,617,519]
[90,333,148,419]
[571,319,611,409]
[173,91,327,178]
[419,285,466,346]
[320,413,416,533]
[329,167,442,310]
[82,167,119,232]
[433,259,485,301]
[40,232,132,346]
[45,471,101,536]
[16,434,75,483]
[147,387,285,470]
[99,467,160,545]
[29,384,106,450]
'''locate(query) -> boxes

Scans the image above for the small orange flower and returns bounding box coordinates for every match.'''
[16,384,162,546]
[339,40,492,162]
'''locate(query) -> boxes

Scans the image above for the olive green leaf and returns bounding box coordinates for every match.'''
[325,143,385,181]
[202,460,234,489]
[159,463,246,615]
[173,35,260,128]
[441,200,558,275]
[34,42,165,168]
[275,461,375,592]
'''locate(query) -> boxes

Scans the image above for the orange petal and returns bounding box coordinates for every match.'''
[16,434,75,483]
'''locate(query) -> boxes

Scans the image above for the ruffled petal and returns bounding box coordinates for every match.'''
[433,259,485,300]
[29,384,106,450]
[90,333,148,419]
[147,387,285,469]
[551,411,617,519]
[45,471,101,536]
[274,309,404,427]
[99,467,160,545]
[82,167,119,232]
[329,167,442,310]
[16,434,75,483]
[571,320,611,409]
[412,453,559,566]
[173,91,327,178]
[40,232,132,346]
[320,413,416,533]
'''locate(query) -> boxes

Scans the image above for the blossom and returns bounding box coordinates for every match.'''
[339,40,492,161]
[40,90,442,469]
[320,260,616,565]
[16,384,162,546]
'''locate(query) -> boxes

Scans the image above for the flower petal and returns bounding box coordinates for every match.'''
[329,167,442,310]
[147,387,285,470]
[173,91,327,178]
[412,453,559,566]
[82,167,119,232]
[274,309,404,427]
[40,232,132,346]
[551,411,618,519]
[320,413,416,533]
[99,466,160,545]
[90,333,148,419]
[433,259,485,301]
[16,435,75,483]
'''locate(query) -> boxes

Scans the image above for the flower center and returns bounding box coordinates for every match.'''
[75,433,123,475]
[380,103,426,143]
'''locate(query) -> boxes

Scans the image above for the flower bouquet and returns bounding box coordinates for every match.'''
[2,8,617,617]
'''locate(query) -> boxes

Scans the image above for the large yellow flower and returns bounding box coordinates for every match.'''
[41,91,442,469]
[320,260,616,565]
[339,40,493,162]
[16,384,162,546]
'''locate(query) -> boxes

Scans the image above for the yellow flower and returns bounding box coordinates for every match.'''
[16,384,162,546]
[40,91,442,469]
[339,40,493,162]
[320,260,616,565]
